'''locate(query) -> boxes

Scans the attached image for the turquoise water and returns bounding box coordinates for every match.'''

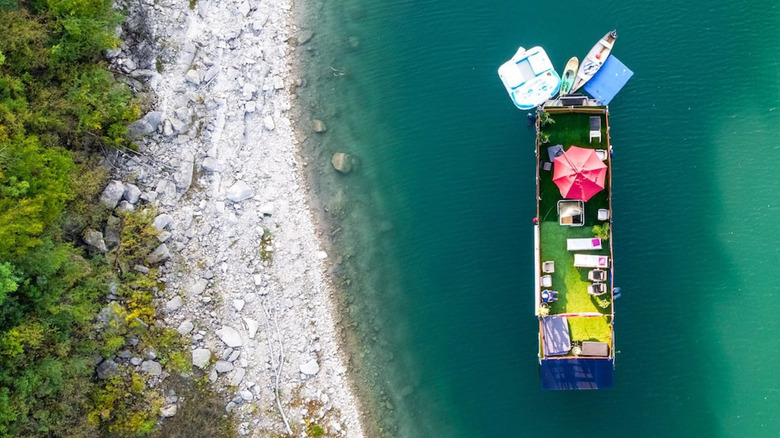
[295,1,780,436]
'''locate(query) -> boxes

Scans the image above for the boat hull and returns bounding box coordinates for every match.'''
[571,30,617,93]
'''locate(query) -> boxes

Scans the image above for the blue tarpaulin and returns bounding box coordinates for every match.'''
[541,358,614,390]
[583,55,633,105]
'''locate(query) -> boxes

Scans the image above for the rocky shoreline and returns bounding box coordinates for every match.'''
[105,0,366,436]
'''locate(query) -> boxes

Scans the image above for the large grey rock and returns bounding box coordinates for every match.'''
[165,296,183,312]
[147,244,171,264]
[216,326,243,348]
[244,318,259,339]
[96,359,120,379]
[300,359,320,376]
[175,151,194,191]
[331,153,354,174]
[229,367,246,386]
[161,404,178,418]
[298,30,314,45]
[127,111,163,138]
[100,180,126,208]
[104,215,121,249]
[177,320,194,335]
[226,181,254,202]
[204,64,220,83]
[123,183,142,204]
[83,228,108,253]
[202,157,225,173]
[192,348,211,369]
[140,360,162,376]
[215,360,234,374]
[151,214,173,232]
[186,279,208,296]
[313,119,326,133]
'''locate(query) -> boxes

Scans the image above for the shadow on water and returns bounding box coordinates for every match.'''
[292,0,780,436]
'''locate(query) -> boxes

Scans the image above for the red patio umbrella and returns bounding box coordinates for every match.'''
[552,146,607,201]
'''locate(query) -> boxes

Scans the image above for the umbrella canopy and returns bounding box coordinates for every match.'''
[553,146,607,201]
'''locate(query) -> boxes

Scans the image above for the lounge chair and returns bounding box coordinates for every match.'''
[541,275,552,287]
[587,283,608,296]
[588,269,607,282]
[589,116,601,143]
[542,261,555,273]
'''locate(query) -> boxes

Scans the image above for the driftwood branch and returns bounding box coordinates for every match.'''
[261,300,293,436]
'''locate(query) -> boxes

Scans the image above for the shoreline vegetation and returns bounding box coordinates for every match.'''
[1,0,367,436]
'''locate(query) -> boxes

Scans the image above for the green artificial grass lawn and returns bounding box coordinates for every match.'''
[537,109,613,346]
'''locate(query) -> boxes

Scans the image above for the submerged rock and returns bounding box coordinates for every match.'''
[331,152,354,174]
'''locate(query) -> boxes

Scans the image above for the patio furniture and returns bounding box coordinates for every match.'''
[542,261,555,273]
[589,116,602,143]
[587,283,608,296]
[567,238,602,251]
[541,275,552,287]
[574,254,610,268]
[596,149,608,161]
[598,209,610,221]
[541,290,558,303]
[557,199,584,227]
[547,144,564,162]
[542,161,551,171]
[588,269,607,282]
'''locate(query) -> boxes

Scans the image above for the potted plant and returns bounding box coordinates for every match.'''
[592,223,609,240]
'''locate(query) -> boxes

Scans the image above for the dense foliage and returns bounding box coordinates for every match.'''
[0,1,187,437]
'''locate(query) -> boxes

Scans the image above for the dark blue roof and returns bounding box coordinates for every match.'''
[540,358,614,390]
[583,55,633,105]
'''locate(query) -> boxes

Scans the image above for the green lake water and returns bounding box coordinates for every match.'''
[294,1,780,436]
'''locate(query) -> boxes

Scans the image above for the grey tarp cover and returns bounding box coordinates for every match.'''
[542,316,571,356]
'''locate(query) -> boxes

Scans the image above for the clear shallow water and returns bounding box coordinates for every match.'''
[295,1,780,436]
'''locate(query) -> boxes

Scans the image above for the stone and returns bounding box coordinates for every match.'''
[238,1,250,16]
[147,244,171,264]
[226,181,254,202]
[232,299,245,312]
[298,30,314,45]
[152,214,173,231]
[313,119,326,133]
[331,152,354,174]
[300,359,320,376]
[127,112,163,138]
[186,279,208,296]
[316,251,328,260]
[83,228,108,253]
[140,360,162,376]
[161,404,178,418]
[123,183,142,204]
[263,115,275,131]
[157,230,172,242]
[130,357,143,366]
[96,359,120,380]
[253,274,263,286]
[215,360,234,374]
[229,367,246,386]
[228,350,240,363]
[100,180,126,208]
[116,200,135,212]
[175,151,194,191]
[134,264,150,274]
[202,157,225,172]
[240,389,253,401]
[104,215,121,249]
[192,348,211,369]
[258,203,274,216]
[216,326,243,348]
[162,119,174,136]
[185,69,201,85]
[225,401,236,413]
[204,64,220,83]
[244,318,259,339]
[177,320,194,335]
[165,295,184,313]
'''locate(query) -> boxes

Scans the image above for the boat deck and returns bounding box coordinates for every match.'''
[534,103,615,376]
